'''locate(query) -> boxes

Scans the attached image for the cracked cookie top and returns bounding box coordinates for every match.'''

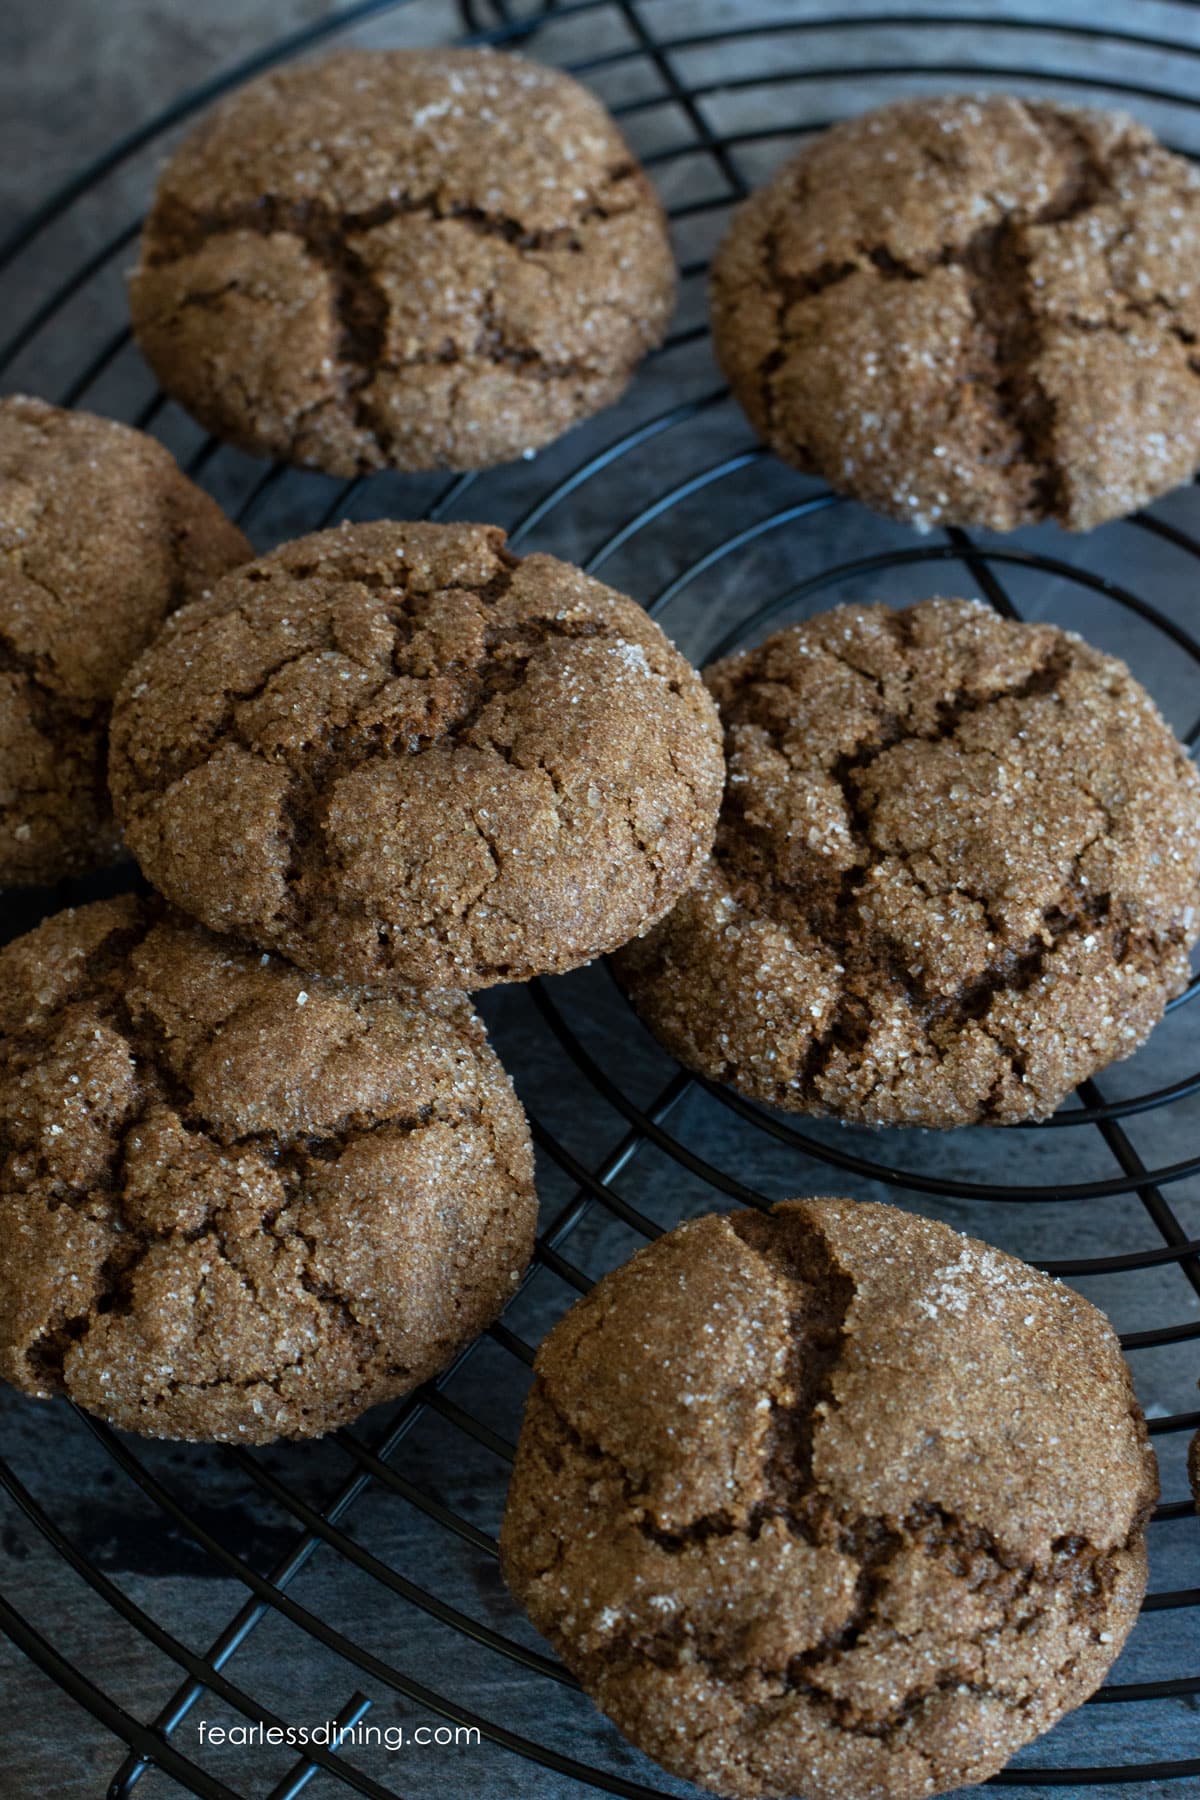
[0,396,249,886]
[501,1197,1157,1800]
[710,94,1200,531]
[0,894,537,1442]
[128,47,677,476]
[613,597,1200,1128]
[108,519,724,990]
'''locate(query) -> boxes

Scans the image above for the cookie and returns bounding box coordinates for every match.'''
[128,47,676,476]
[0,895,537,1443]
[0,396,249,887]
[614,597,1200,1128]
[502,1197,1157,1800]
[710,95,1200,531]
[108,519,724,990]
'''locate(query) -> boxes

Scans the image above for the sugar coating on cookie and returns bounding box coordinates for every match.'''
[0,895,537,1442]
[109,519,724,990]
[614,597,1200,1128]
[502,1197,1157,1800]
[129,47,676,475]
[710,94,1200,531]
[0,396,249,886]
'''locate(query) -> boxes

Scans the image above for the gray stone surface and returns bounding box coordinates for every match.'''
[1,3,1199,1798]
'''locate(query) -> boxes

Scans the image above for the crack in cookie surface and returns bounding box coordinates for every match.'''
[613,597,1200,1127]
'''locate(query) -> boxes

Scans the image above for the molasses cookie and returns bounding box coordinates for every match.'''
[502,1197,1157,1800]
[108,520,723,990]
[711,95,1200,531]
[129,47,676,475]
[0,895,536,1442]
[614,597,1200,1128]
[0,397,249,887]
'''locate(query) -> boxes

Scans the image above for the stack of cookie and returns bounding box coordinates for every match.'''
[0,518,726,1440]
[3,49,1200,1800]
[0,501,728,1447]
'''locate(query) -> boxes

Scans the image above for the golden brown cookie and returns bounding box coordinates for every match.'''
[502,1197,1158,1800]
[0,396,249,887]
[108,519,724,990]
[0,895,536,1443]
[710,95,1200,531]
[129,47,676,475]
[614,597,1200,1128]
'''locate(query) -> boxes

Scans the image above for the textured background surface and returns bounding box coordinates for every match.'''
[2,3,1199,1798]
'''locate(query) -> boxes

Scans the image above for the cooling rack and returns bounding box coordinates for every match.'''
[1,2,1199,1796]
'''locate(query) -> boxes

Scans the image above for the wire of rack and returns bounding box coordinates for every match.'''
[1,2,1199,1797]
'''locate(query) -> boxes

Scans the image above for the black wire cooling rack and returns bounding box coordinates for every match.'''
[2,2,1200,1797]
